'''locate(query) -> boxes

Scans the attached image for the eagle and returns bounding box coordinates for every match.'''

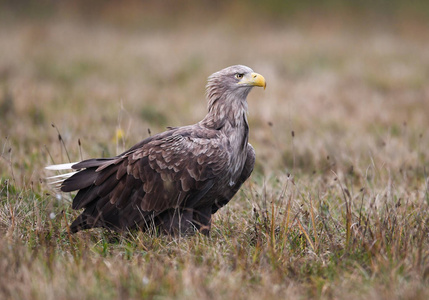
[46,65,266,235]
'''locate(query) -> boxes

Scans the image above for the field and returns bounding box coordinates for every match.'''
[1,2,429,299]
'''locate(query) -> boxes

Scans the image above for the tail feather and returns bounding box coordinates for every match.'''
[45,162,79,171]
[45,164,80,189]
[46,171,78,180]
[48,178,71,185]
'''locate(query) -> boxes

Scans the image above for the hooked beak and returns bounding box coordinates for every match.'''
[239,72,266,90]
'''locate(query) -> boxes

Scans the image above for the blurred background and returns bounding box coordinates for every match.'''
[1,0,428,184]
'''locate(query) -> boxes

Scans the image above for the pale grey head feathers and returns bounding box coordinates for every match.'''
[205,65,266,109]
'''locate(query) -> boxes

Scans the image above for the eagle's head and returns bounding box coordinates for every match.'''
[206,65,266,103]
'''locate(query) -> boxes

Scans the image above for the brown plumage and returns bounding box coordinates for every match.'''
[48,65,266,235]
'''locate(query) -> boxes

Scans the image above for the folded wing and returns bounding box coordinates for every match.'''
[60,127,229,232]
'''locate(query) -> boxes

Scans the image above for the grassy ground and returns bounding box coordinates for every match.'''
[1,5,429,299]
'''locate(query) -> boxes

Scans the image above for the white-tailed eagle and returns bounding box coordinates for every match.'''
[46,65,266,235]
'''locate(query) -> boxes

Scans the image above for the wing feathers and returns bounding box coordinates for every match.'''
[94,165,118,185]
[61,169,99,192]
[72,186,99,210]
[96,172,119,198]
[60,125,232,232]
[72,158,112,170]
[116,160,128,179]
[116,179,142,209]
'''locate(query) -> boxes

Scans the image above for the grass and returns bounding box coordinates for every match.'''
[1,5,429,299]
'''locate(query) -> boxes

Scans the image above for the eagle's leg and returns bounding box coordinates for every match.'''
[192,206,212,236]
[159,208,194,235]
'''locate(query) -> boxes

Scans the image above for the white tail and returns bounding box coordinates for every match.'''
[45,162,79,189]
[45,162,78,171]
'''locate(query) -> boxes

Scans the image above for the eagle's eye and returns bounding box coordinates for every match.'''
[235,73,244,79]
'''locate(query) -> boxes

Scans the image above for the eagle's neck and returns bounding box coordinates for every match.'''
[200,89,251,183]
[200,93,250,179]
[200,92,250,132]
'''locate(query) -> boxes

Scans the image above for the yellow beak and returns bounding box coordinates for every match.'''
[240,72,266,90]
